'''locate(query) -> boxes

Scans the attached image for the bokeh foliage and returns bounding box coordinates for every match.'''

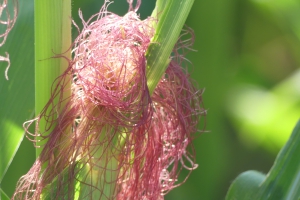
[1,0,299,199]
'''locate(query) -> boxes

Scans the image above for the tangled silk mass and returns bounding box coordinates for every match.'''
[12,1,206,200]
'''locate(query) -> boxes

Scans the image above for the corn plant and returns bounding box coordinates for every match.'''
[1,0,300,200]
[1,0,207,199]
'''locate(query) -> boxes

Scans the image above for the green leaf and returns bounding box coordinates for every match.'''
[0,0,34,183]
[226,120,300,200]
[0,121,24,182]
[225,171,266,200]
[146,0,195,95]
[258,120,300,199]
[1,188,10,200]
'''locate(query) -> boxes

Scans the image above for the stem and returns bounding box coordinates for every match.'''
[34,0,71,157]
[146,0,195,95]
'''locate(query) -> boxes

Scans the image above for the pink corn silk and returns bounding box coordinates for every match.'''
[117,60,205,200]
[13,3,205,200]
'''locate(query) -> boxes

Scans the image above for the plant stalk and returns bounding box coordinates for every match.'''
[146,0,195,95]
[34,0,71,157]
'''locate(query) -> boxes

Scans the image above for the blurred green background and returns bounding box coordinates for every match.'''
[1,0,300,199]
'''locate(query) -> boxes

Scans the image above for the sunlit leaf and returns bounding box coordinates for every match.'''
[226,70,300,152]
[0,121,24,182]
